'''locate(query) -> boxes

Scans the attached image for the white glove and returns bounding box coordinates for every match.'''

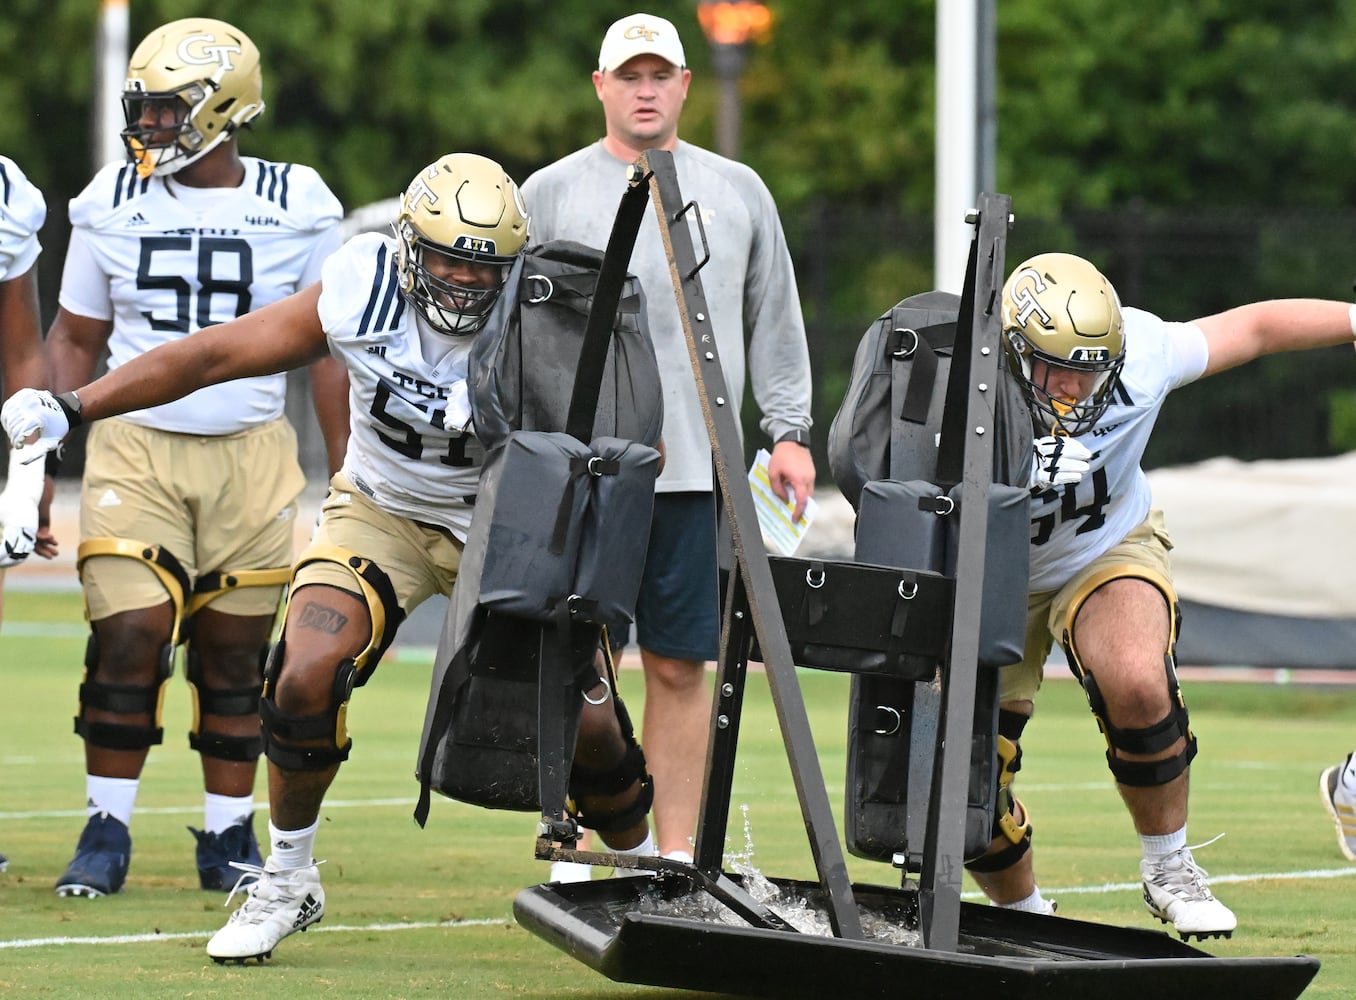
[2,387,72,456]
[1031,435,1091,493]
[0,443,45,568]
[442,380,472,432]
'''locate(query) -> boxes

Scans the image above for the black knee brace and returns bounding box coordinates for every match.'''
[1064,607,1198,788]
[965,709,1033,873]
[185,643,266,763]
[75,630,175,751]
[258,638,359,772]
[258,549,405,773]
[1078,654,1198,787]
[568,744,655,835]
[567,659,654,835]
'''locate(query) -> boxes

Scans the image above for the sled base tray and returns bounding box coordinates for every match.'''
[513,872,1317,1000]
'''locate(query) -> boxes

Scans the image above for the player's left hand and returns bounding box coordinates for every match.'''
[0,489,39,568]
[1,425,56,567]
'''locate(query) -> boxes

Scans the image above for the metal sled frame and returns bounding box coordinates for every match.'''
[516,151,1319,999]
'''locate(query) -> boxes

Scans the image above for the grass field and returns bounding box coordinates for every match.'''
[3,588,1356,998]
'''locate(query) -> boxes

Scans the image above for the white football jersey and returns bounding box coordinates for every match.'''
[59,158,342,435]
[1027,306,1209,592]
[0,156,46,282]
[317,233,483,540]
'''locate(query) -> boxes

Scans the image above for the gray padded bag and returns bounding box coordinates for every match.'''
[827,290,1032,509]
[470,240,663,452]
[471,431,660,628]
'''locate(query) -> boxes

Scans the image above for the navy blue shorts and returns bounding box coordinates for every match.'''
[613,492,719,662]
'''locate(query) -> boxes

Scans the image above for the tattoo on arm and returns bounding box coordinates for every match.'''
[295,601,350,635]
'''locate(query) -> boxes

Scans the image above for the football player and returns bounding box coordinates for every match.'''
[966,252,1356,940]
[0,154,55,875]
[37,17,349,899]
[0,156,53,617]
[3,152,656,964]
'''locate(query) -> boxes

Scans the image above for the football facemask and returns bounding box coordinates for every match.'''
[1001,252,1126,436]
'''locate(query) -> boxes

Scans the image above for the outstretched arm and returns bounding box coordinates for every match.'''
[1197,299,1355,377]
[76,282,329,422]
[4,284,331,451]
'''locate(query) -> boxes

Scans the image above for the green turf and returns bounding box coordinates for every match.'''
[3,589,1355,997]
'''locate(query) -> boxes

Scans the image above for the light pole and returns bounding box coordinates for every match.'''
[696,1,773,160]
[94,0,130,171]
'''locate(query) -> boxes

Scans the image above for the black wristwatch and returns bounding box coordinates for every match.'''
[55,391,84,427]
[775,428,811,449]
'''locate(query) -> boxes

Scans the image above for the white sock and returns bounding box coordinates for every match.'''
[204,793,253,835]
[998,888,1052,914]
[626,831,657,857]
[86,776,138,828]
[1141,826,1188,862]
[268,819,319,870]
[662,849,694,863]
[549,860,593,884]
[1340,753,1356,795]
[608,831,656,877]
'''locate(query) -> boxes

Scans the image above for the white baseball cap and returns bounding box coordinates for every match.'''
[597,13,687,73]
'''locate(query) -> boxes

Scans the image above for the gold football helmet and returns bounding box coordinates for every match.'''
[395,153,530,336]
[121,18,264,179]
[1001,252,1126,435]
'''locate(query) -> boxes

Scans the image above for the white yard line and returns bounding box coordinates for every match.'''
[0,917,508,950]
[4,867,1354,951]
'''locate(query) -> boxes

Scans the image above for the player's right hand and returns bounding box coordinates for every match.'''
[1,388,70,456]
[1030,434,1091,492]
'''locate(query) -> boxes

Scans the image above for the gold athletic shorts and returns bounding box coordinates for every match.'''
[291,473,463,614]
[999,509,1176,706]
[80,417,303,619]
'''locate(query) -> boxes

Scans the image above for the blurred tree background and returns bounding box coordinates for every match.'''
[4,0,1356,474]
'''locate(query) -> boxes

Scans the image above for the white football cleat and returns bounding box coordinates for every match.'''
[1140,846,1236,941]
[1319,756,1356,862]
[207,857,325,964]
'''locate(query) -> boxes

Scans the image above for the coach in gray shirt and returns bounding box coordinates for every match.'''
[522,11,815,867]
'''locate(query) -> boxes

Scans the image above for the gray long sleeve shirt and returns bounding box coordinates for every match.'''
[521,139,812,492]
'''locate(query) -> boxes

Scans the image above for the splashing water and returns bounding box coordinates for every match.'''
[632,804,922,946]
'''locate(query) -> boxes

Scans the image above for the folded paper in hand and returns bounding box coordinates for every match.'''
[748,448,817,555]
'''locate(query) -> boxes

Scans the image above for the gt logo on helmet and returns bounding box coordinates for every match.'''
[176,33,243,72]
[403,176,440,213]
[1007,267,1053,329]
